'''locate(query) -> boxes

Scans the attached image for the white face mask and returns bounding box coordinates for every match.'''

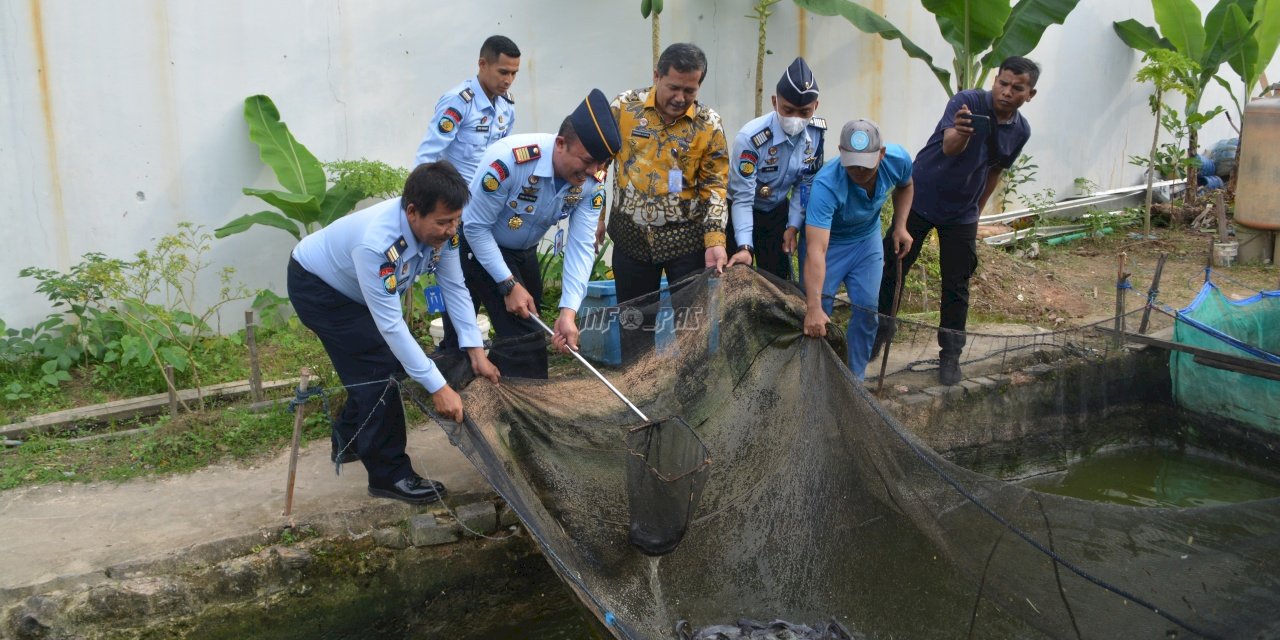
[779,116,807,137]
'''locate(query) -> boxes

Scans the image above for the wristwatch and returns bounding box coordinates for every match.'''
[497,277,517,296]
[737,244,755,258]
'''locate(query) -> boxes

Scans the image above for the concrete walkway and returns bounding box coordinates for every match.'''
[0,419,488,596]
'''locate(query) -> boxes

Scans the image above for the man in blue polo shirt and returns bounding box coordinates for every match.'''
[802,119,914,379]
[874,56,1038,385]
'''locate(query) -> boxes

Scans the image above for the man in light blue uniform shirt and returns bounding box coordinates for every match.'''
[440,89,621,379]
[725,57,826,280]
[802,119,914,379]
[414,35,520,182]
[289,162,500,505]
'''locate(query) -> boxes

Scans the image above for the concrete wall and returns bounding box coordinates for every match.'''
[3,0,1276,329]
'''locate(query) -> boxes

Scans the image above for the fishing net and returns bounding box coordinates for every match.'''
[431,267,1280,640]
[1170,280,1280,434]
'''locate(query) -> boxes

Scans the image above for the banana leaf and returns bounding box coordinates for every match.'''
[1114,19,1173,52]
[213,211,303,240]
[1154,0,1207,62]
[318,181,365,228]
[985,0,1085,69]
[243,95,326,201]
[794,0,953,94]
[923,0,1010,74]
[242,187,322,226]
[1224,5,1261,86]
[1234,0,1280,92]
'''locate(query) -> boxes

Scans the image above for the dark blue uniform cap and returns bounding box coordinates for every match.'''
[570,89,622,162]
[776,57,819,106]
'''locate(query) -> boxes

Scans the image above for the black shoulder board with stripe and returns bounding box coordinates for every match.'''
[502,91,515,104]
[809,117,827,130]
[459,87,474,103]
[384,236,408,263]
[750,127,773,148]
[512,144,542,164]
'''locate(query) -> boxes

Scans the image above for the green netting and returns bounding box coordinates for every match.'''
[1171,282,1280,433]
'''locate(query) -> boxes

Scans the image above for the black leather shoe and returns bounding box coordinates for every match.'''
[368,476,447,505]
[331,448,359,464]
[938,355,962,386]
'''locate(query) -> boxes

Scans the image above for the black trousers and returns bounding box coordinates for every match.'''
[877,210,979,356]
[287,257,412,488]
[725,198,792,279]
[439,236,547,379]
[612,246,704,364]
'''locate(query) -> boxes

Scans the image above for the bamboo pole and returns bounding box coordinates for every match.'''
[1138,253,1167,334]
[283,368,312,518]
[245,311,263,403]
[876,257,904,397]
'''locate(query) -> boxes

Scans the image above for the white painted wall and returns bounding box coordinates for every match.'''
[2,0,1275,329]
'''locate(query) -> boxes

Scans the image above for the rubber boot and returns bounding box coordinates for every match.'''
[938,352,962,386]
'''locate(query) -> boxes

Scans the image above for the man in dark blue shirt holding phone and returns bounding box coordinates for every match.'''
[874,56,1039,386]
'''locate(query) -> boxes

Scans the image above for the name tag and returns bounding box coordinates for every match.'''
[761,165,780,173]
[476,125,490,133]
[631,128,652,139]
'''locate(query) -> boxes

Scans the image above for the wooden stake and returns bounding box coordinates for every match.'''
[245,311,264,404]
[1114,253,1128,349]
[1138,253,1167,334]
[1215,191,1229,243]
[164,365,178,418]
[876,256,904,397]
[283,368,312,518]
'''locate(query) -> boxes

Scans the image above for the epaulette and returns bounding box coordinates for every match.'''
[459,87,474,103]
[502,91,515,104]
[512,144,541,164]
[750,127,774,148]
[384,236,408,263]
[809,117,827,130]
[593,167,609,183]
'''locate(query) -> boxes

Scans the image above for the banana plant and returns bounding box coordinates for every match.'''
[794,0,1082,97]
[1113,0,1272,200]
[215,95,363,240]
[641,0,666,68]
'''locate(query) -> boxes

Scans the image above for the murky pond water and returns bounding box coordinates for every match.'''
[1024,446,1280,508]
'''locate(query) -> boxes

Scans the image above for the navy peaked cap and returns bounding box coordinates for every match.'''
[776,57,819,106]
[570,89,621,162]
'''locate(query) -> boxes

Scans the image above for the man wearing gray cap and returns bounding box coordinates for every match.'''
[724,57,827,279]
[439,89,621,379]
[801,119,914,379]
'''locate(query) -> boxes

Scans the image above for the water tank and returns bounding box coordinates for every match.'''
[1235,96,1280,230]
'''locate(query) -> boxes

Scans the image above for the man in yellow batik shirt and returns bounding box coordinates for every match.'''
[596,42,729,361]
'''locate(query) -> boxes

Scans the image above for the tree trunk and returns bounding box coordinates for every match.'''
[1185,127,1199,206]
[652,13,660,70]
[1144,91,1162,239]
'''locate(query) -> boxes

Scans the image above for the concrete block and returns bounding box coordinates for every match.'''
[455,502,497,536]
[408,514,458,547]
[371,527,408,550]
[987,374,1011,386]
[959,380,983,395]
[923,386,949,398]
[971,376,997,388]
[900,393,933,407]
[272,546,312,571]
[1023,363,1054,377]
[498,503,520,528]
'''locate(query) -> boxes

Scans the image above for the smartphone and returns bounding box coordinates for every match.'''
[966,113,992,137]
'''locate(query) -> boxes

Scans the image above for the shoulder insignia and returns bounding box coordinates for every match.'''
[449,234,460,249]
[512,144,541,164]
[378,261,398,294]
[593,167,609,183]
[738,149,758,177]
[439,107,462,134]
[502,91,515,104]
[459,87,474,103]
[384,237,408,263]
[591,191,605,210]
[809,117,827,130]
[750,127,773,148]
[481,172,501,193]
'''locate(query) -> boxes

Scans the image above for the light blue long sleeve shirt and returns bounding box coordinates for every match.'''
[727,112,826,246]
[291,198,482,393]
[462,133,604,312]
[414,76,516,182]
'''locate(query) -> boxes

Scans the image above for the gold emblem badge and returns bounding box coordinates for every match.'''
[508,215,523,230]
[482,173,500,192]
[759,184,773,198]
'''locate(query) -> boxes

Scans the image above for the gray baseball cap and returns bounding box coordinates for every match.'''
[838,119,883,168]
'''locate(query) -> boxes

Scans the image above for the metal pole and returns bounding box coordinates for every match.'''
[876,256,904,397]
[283,368,312,517]
[245,310,263,403]
[530,316,649,423]
[1138,253,1167,334]
[1114,252,1128,349]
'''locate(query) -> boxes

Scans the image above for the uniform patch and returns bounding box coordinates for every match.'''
[438,107,463,134]
[379,262,395,278]
[459,88,474,103]
[750,127,773,148]
[482,172,500,193]
[489,159,510,181]
[450,234,460,249]
[809,116,828,130]
[591,192,605,210]
[512,145,541,164]
[738,149,758,177]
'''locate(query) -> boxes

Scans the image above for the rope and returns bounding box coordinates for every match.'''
[287,385,328,414]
